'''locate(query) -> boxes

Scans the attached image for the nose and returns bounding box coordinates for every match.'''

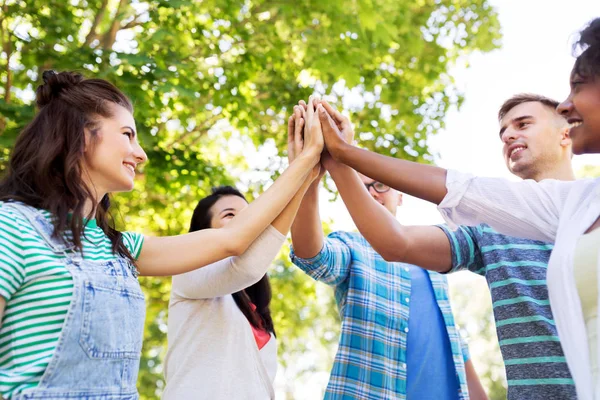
[501,128,518,145]
[557,94,573,118]
[134,142,148,164]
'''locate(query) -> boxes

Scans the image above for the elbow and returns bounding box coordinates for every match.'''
[371,236,409,263]
[221,230,251,257]
[379,248,402,262]
[226,239,249,257]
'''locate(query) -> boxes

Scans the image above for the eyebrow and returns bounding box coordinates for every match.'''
[122,126,137,137]
[499,115,533,136]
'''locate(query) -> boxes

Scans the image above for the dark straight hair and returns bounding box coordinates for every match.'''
[189,186,276,335]
[0,70,135,264]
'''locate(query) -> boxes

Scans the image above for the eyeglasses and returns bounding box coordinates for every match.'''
[364,181,390,194]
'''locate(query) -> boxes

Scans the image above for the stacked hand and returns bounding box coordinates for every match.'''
[287,96,355,180]
[287,96,324,182]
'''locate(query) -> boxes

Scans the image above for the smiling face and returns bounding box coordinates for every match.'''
[82,103,147,198]
[209,195,249,229]
[358,173,402,216]
[499,101,570,180]
[557,71,600,155]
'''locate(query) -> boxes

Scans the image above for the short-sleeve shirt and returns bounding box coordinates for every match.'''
[291,231,470,399]
[439,223,576,399]
[0,202,144,399]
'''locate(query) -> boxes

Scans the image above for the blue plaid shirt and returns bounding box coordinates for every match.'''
[291,231,470,400]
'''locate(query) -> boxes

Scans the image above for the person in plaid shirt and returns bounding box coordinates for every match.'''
[289,103,486,400]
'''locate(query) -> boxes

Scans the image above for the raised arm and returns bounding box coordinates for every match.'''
[172,110,320,298]
[137,97,324,276]
[319,102,577,243]
[317,103,453,272]
[319,101,448,205]
[465,360,488,400]
[290,105,326,259]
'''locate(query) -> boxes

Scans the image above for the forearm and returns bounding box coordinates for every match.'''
[327,162,409,259]
[271,174,316,235]
[465,360,488,400]
[171,226,285,299]
[327,162,453,270]
[335,143,448,205]
[224,152,317,253]
[138,152,317,276]
[290,183,325,259]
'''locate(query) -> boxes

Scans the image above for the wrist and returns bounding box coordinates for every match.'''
[296,150,320,166]
[329,141,349,162]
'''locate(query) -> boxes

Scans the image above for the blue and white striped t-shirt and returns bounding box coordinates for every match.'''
[439,223,576,400]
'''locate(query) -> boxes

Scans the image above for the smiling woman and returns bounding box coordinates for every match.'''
[558,19,600,155]
[0,70,323,399]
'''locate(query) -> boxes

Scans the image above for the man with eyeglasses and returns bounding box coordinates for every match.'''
[289,104,487,400]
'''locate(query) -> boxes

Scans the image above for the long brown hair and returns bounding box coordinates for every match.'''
[189,186,276,335]
[0,70,135,263]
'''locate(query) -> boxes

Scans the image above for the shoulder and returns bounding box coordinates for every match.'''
[327,230,363,244]
[120,231,145,260]
[0,201,41,240]
[479,223,553,247]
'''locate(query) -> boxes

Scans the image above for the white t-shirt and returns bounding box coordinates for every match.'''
[163,226,285,400]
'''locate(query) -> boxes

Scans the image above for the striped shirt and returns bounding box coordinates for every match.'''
[291,231,470,399]
[438,223,577,399]
[0,202,144,399]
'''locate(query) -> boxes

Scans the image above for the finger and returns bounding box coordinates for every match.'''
[318,104,337,132]
[306,95,314,122]
[287,115,296,156]
[287,115,295,145]
[293,106,302,122]
[298,100,308,111]
[295,118,304,153]
[321,100,345,126]
[299,103,307,120]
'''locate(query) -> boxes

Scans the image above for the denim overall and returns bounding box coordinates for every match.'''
[5,202,146,400]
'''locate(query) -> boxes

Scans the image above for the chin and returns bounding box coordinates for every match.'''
[112,180,135,193]
[508,163,530,179]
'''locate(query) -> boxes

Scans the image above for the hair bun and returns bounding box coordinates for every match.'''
[36,70,84,107]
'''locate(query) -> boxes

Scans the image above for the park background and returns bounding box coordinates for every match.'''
[1,0,599,398]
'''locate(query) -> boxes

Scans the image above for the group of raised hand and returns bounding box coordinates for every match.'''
[286,96,356,178]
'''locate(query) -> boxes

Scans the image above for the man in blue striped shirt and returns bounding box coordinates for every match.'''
[312,94,576,399]
[289,105,486,399]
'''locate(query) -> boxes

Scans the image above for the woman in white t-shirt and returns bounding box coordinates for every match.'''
[164,106,316,400]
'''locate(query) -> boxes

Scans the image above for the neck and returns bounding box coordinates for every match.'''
[528,161,576,182]
[81,174,105,217]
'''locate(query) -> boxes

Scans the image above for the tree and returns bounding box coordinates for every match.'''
[0,0,501,397]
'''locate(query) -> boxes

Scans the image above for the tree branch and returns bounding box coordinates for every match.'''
[168,113,222,147]
[121,12,146,31]
[84,0,109,47]
[102,0,127,50]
